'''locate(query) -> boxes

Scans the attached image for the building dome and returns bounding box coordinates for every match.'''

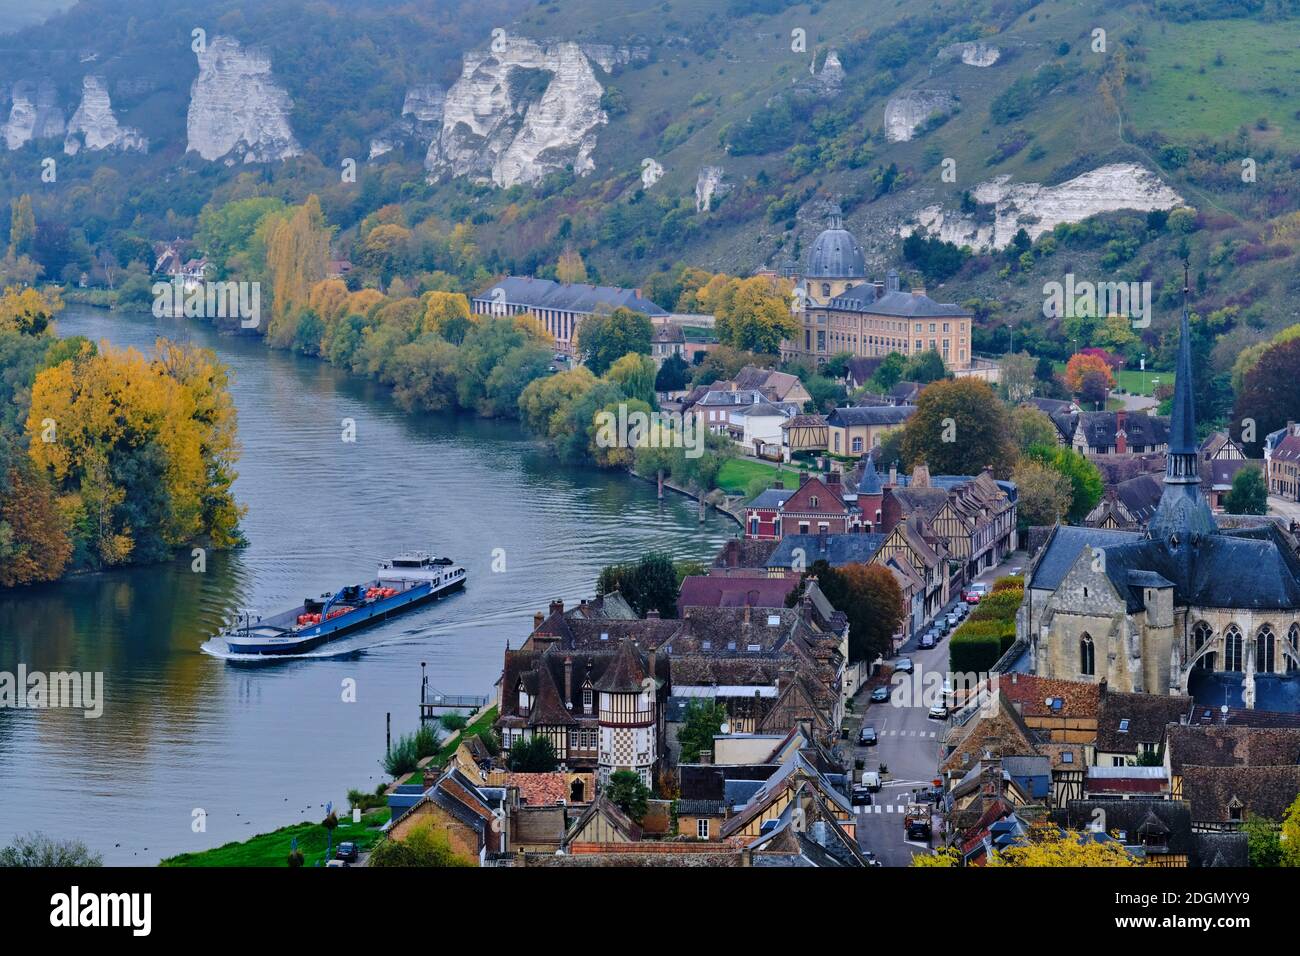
[806,205,866,279]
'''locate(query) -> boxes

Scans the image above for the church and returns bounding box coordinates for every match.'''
[1021,292,1300,711]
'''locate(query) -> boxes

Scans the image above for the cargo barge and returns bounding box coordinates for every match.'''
[218,552,466,655]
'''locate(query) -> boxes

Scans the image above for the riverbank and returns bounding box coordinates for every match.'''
[159,809,389,867]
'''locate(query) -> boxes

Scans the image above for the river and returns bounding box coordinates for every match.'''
[0,305,732,864]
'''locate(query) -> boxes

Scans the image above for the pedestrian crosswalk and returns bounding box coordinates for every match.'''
[853,802,920,815]
[878,729,937,737]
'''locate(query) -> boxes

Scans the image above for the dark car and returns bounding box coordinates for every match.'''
[859,725,878,746]
[894,657,914,674]
[335,841,358,863]
[919,634,936,650]
[851,785,873,806]
[869,686,890,703]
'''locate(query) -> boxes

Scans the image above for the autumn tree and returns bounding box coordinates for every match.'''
[899,378,1017,478]
[0,286,63,336]
[575,306,653,376]
[9,195,34,258]
[604,352,657,406]
[556,248,588,284]
[1010,404,1060,452]
[1063,352,1115,396]
[0,453,72,587]
[989,826,1139,867]
[792,560,902,664]
[420,291,475,344]
[714,276,798,355]
[266,195,332,348]
[999,351,1037,404]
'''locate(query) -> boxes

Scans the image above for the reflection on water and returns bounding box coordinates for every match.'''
[0,306,733,863]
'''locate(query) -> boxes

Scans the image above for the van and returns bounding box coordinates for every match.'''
[861,771,882,792]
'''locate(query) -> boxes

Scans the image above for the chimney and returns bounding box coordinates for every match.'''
[550,599,564,617]
[1115,409,1128,455]
[874,279,884,296]
[800,472,810,486]
[889,462,898,487]
[533,611,544,630]
[646,609,660,619]
[911,462,930,488]
[825,471,841,487]
[1289,419,1297,437]
[564,656,573,704]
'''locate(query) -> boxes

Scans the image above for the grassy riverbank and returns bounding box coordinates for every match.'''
[159,809,390,868]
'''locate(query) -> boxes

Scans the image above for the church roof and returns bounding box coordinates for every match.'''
[805,206,866,279]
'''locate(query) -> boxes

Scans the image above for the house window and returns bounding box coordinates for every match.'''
[810,496,819,509]
[1080,633,1095,677]
[852,437,863,453]
[799,522,810,534]
[697,818,710,839]
[1061,750,1073,764]
[583,684,593,714]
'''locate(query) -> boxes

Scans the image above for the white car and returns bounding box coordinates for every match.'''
[928,703,949,720]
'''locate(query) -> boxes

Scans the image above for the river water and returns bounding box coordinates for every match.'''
[0,305,731,864]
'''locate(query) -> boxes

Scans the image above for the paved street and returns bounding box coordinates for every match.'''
[1269,495,1300,523]
[842,551,1027,866]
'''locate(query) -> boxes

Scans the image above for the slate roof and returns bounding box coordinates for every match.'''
[747,487,796,510]
[1115,473,1164,522]
[826,282,971,318]
[765,532,887,569]
[827,404,917,428]
[845,356,884,386]
[1194,831,1249,867]
[473,275,667,316]
[1180,764,1300,823]
[1095,690,1191,754]
[806,206,866,279]
[593,638,650,692]
[1074,410,1169,449]
[498,645,666,726]
[1165,725,1300,775]
[1028,525,1143,592]
[713,538,780,569]
[1202,457,1257,490]
[1055,799,1196,858]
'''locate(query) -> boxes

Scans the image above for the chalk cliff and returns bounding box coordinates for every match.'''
[64,76,148,155]
[186,35,300,163]
[904,163,1184,250]
[2,80,65,150]
[938,41,1000,67]
[883,89,957,142]
[426,34,612,188]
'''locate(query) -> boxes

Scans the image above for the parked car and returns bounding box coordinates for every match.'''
[859,725,878,746]
[1009,566,1023,576]
[869,686,890,703]
[326,859,348,868]
[919,633,936,650]
[894,657,914,674]
[861,770,882,792]
[928,702,949,720]
[852,784,873,806]
[335,841,358,863]
[946,613,961,629]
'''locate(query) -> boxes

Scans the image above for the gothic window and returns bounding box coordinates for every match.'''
[1289,624,1300,673]
[1224,625,1244,672]
[1257,625,1276,674]
[570,779,584,803]
[1080,633,1096,677]
[1192,621,1214,671]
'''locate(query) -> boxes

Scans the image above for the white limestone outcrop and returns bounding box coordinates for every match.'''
[938,41,1000,67]
[883,89,957,142]
[64,76,147,155]
[2,80,65,150]
[695,166,731,212]
[368,84,445,160]
[904,163,1184,251]
[426,34,610,188]
[186,35,300,163]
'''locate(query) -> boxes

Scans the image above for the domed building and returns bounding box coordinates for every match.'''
[784,206,973,370]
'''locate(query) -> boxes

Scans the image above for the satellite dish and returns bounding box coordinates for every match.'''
[720,722,731,734]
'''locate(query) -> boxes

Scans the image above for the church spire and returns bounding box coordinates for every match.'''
[1166,263,1199,468]
[1148,263,1217,544]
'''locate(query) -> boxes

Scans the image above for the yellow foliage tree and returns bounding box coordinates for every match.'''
[0,285,63,335]
[266,195,332,348]
[420,291,473,338]
[557,248,588,284]
[989,826,1140,867]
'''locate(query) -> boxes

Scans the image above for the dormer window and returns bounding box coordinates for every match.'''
[582,682,593,714]
[517,681,530,714]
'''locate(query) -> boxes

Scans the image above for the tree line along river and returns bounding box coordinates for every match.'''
[0,305,732,865]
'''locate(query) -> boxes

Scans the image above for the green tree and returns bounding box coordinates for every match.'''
[655,352,690,391]
[1011,460,1074,529]
[901,349,948,384]
[1026,444,1103,523]
[369,822,475,867]
[1010,404,1060,452]
[507,735,557,772]
[605,352,658,407]
[899,378,1017,478]
[606,769,651,823]
[9,195,35,258]
[1223,465,1267,515]
[677,699,728,764]
[597,551,681,617]
[576,306,653,376]
[1243,814,1283,867]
